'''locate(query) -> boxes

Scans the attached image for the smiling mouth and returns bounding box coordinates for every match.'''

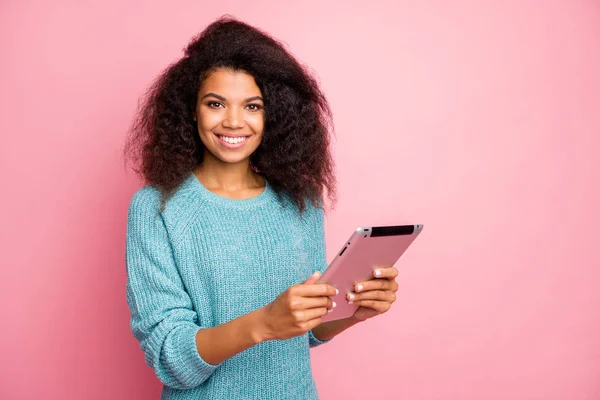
[215,133,251,145]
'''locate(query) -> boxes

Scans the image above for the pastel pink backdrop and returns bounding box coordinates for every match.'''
[1,1,598,399]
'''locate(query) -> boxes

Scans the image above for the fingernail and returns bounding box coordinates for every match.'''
[332,301,337,308]
[335,288,339,296]
[374,270,382,277]
[348,293,356,301]
[356,284,363,292]
[348,301,353,305]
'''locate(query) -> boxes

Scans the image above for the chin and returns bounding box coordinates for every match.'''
[216,153,253,164]
[202,147,253,165]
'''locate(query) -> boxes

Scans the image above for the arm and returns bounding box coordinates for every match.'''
[126,190,270,389]
[310,315,361,341]
[126,190,220,389]
[196,269,339,362]
[194,308,267,365]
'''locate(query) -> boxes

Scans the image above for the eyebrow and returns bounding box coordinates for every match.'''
[201,93,263,103]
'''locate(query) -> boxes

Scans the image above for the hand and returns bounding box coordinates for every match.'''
[347,266,398,322]
[259,271,338,341]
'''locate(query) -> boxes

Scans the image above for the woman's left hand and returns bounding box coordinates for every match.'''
[347,266,398,322]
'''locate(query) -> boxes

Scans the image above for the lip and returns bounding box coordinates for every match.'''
[214,132,251,149]
[215,133,251,138]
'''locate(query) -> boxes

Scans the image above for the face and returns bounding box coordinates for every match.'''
[194,68,265,165]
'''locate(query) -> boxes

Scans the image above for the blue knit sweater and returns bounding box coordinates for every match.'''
[125,172,331,399]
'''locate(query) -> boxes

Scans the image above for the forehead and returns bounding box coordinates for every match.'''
[199,68,262,97]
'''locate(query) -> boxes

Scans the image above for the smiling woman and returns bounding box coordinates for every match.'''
[124,15,336,211]
[123,15,399,400]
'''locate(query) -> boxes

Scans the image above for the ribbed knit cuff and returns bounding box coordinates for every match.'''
[178,325,220,383]
[308,329,332,348]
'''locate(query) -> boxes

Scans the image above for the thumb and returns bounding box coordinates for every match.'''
[303,270,321,285]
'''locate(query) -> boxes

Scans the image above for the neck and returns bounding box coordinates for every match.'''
[194,152,264,191]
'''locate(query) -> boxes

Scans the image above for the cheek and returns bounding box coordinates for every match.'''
[198,114,219,136]
[248,114,265,135]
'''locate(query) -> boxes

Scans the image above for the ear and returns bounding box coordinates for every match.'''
[193,114,197,121]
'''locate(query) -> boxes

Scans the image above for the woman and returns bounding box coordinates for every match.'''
[124,16,399,399]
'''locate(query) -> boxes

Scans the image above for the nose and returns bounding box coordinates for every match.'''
[222,106,243,129]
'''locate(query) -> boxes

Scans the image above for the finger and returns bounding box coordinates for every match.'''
[295,307,329,322]
[354,279,397,293]
[303,270,322,285]
[294,283,338,297]
[351,300,392,313]
[303,316,324,332]
[372,266,398,279]
[289,296,335,311]
[346,290,396,303]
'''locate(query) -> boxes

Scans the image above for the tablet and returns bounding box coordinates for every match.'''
[320,224,423,323]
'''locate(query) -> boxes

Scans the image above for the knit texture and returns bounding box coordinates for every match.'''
[125,172,331,399]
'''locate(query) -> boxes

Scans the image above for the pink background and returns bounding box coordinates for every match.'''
[1,1,599,399]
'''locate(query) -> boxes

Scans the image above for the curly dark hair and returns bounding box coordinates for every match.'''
[124,15,337,213]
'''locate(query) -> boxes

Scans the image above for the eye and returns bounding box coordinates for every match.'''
[207,101,224,108]
[246,103,263,111]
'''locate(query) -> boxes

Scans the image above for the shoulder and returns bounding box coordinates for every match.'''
[127,179,199,233]
[302,197,325,219]
[127,185,162,224]
[128,185,161,213]
[289,197,325,231]
[126,186,167,241]
[305,199,325,233]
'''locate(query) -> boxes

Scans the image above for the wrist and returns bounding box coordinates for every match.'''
[348,315,364,325]
[250,307,273,344]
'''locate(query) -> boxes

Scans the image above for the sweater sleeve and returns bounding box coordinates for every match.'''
[308,203,333,348]
[125,188,219,389]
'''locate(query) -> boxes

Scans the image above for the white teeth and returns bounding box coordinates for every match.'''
[218,135,247,144]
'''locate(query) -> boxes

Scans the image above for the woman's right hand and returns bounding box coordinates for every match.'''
[259,271,338,341]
